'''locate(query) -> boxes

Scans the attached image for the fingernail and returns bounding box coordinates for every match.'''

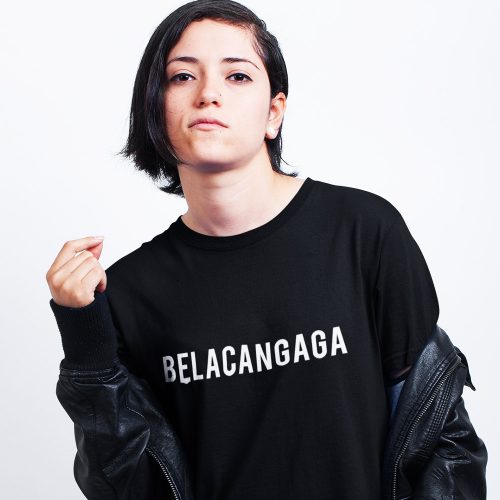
[93,236,105,240]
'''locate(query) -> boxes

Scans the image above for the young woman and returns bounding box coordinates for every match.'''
[46,1,485,499]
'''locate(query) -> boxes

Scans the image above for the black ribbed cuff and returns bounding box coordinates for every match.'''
[49,291,119,370]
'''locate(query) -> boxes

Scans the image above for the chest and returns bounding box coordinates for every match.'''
[128,238,375,385]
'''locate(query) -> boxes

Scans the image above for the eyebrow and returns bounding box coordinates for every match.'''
[166,56,261,71]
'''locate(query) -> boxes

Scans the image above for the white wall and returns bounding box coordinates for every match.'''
[0,0,497,498]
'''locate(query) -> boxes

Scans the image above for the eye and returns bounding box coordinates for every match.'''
[169,72,252,83]
[228,72,252,82]
[170,73,193,82]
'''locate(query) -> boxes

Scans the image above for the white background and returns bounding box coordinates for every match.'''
[1,0,498,498]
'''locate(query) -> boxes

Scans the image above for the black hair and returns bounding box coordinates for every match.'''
[117,0,298,198]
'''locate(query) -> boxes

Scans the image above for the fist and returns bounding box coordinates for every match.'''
[46,236,107,308]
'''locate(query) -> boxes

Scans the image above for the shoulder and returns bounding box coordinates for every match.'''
[311,178,403,232]
[104,231,165,292]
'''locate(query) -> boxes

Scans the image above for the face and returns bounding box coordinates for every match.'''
[164,19,285,172]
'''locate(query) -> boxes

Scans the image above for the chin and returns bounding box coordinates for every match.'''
[188,145,235,162]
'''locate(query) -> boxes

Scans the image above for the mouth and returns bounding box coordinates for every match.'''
[190,122,226,130]
[189,118,228,128]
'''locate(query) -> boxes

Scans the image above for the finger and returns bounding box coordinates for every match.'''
[66,251,102,282]
[61,265,105,306]
[55,253,105,300]
[48,248,102,291]
[84,241,104,260]
[83,265,108,294]
[48,236,104,276]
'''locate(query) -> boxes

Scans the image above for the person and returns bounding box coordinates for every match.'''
[45,1,483,498]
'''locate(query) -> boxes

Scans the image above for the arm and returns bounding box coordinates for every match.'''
[385,348,488,499]
[384,365,411,423]
[412,351,488,499]
[51,291,175,500]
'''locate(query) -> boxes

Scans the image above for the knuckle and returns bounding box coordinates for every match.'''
[73,288,85,303]
[49,273,62,289]
[59,279,72,295]
[77,249,93,261]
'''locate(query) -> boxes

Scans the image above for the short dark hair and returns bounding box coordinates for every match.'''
[117,0,298,198]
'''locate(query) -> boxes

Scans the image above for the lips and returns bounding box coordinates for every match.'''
[189,117,228,128]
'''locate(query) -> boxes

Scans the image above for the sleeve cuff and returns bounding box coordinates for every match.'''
[49,291,119,370]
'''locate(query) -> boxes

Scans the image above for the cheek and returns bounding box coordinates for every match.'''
[164,87,270,148]
[232,96,270,137]
[164,93,183,130]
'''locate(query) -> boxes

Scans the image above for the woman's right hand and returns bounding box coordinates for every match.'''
[46,236,107,308]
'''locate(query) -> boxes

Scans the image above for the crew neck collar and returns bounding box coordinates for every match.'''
[169,177,315,250]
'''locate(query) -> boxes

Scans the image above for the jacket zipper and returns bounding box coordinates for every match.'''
[390,354,461,500]
[146,446,181,500]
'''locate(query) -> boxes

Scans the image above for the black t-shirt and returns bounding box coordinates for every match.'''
[104,176,439,499]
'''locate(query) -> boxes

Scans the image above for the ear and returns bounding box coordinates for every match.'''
[266,92,287,139]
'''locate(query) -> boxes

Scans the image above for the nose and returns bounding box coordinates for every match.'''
[199,91,222,106]
[196,74,222,105]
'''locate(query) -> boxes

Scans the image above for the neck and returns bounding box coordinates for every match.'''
[177,152,304,237]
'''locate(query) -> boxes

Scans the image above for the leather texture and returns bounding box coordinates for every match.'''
[382,324,488,499]
[56,323,487,499]
[56,361,194,500]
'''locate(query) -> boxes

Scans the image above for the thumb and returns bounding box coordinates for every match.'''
[88,240,104,260]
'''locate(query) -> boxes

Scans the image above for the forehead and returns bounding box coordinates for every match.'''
[168,19,258,61]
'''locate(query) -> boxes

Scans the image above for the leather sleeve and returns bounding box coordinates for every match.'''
[412,368,488,499]
[51,292,176,499]
[56,356,175,499]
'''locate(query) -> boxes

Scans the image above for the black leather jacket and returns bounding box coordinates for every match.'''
[55,319,487,499]
[382,324,487,499]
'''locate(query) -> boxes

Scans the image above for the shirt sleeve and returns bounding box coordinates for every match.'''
[104,268,145,378]
[374,212,440,383]
[49,287,136,373]
[49,291,119,370]
[106,291,141,376]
